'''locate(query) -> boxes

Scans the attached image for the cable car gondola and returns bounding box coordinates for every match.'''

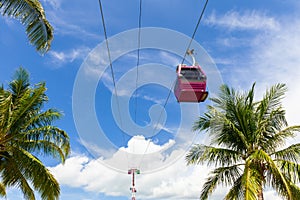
[174,50,208,103]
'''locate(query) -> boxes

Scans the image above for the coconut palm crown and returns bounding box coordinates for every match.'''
[186,83,300,200]
[0,0,53,53]
[0,67,70,199]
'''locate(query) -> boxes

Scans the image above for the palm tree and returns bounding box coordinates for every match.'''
[0,67,70,199]
[0,0,53,53]
[186,83,300,200]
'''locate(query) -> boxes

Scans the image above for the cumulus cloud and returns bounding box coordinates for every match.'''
[49,135,206,199]
[11,153,285,200]
[123,135,175,155]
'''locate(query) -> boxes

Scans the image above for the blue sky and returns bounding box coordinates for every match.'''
[1,0,300,199]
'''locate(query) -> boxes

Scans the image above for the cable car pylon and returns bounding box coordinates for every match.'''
[128,168,140,200]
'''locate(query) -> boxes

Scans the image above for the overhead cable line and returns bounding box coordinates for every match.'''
[138,0,209,170]
[97,0,129,167]
[134,0,143,124]
[181,0,209,64]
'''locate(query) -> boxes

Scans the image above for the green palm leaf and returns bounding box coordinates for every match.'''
[200,165,242,199]
[0,68,70,199]
[0,0,53,53]
[224,176,243,200]
[186,144,243,167]
[0,182,6,197]
[187,83,300,199]
[274,142,300,163]
[14,148,60,200]
[0,151,36,199]
[276,160,300,183]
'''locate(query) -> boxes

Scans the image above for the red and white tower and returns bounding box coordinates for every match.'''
[128,168,140,200]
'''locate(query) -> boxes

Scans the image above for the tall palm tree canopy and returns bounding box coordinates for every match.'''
[186,83,300,200]
[0,68,70,199]
[0,0,53,53]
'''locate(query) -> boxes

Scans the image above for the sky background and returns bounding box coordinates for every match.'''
[1,0,300,199]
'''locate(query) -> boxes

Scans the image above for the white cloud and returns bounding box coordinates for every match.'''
[49,155,129,196]
[123,135,175,155]
[50,13,100,39]
[48,47,91,66]
[49,135,209,199]
[49,156,206,199]
[139,94,165,104]
[247,18,300,127]
[155,123,176,135]
[215,36,253,48]
[121,50,181,67]
[159,51,181,66]
[41,0,62,9]
[79,139,116,159]
[263,190,282,200]
[84,51,177,104]
[40,0,100,40]
[205,10,280,31]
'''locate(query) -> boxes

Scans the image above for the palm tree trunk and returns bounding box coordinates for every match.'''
[258,163,265,200]
[258,187,264,200]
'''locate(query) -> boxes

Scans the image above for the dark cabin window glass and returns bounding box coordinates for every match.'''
[180,68,205,81]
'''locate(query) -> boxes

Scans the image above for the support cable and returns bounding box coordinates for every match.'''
[97,0,129,167]
[134,0,143,124]
[132,0,143,166]
[138,0,209,170]
[181,0,209,65]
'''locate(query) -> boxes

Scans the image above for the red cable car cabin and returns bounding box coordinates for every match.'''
[174,64,208,103]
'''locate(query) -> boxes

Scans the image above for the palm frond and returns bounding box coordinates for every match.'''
[20,139,68,162]
[0,68,70,199]
[255,108,290,152]
[23,108,62,129]
[224,176,243,200]
[13,148,60,200]
[0,152,35,199]
[253,149,293,199]
[276,160,300,183]
[210,84,236,111]
[242,159,261,200]
[219,114,250,150]
[0,0,53,53]
[186,144,243,167]
[288,182,300,199]
[189,82,300,199]
[194,104,250,151]
[10,82,47,131]
[200,165,242,199]
[9,67,30,99]
[0,91,12,135]
[0,182,6,197]
[193,111,212,132]
[20,126,70,162]
[256,83,287,124]
[273,142,300,163]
